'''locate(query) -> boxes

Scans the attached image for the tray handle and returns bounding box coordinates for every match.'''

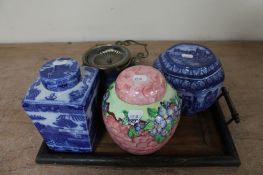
[115,40,149,64]
[217,87,240,125]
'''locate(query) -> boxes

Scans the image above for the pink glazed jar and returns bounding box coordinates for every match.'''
[102,65,181,155]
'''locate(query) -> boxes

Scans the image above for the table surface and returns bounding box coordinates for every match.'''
[0,41,262,175]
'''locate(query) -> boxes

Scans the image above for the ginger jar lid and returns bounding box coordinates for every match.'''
[39,57,81,91]
[158,43,222,79]
[115,65,166,105]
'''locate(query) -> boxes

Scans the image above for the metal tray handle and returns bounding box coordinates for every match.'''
[115,40,149,64]
[217,87,240,125]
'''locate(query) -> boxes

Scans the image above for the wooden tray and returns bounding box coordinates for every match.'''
[35,87,241,167]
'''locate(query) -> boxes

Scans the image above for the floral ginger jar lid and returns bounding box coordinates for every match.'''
[102,65,181,155]
[154,43,224,115]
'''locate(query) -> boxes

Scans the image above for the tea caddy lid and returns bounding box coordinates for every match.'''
[115,65,166,105]
[82,44,131,71]
[158,43,222,79]
[39,57,81,91]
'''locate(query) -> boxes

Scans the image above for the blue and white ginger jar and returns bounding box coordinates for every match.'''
[154,43,224,115]
[22,57,100,152]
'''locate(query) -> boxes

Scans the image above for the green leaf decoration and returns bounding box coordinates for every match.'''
[170,97,176,104]
[122,110,129,125]
[122,110,128,117]
[171,118,177,126]
[154,135,165,143]
[144,121,155,131]
[165,122,172,131]
[108,84,114,90]
[122,116,129,125]
[147,108,158,118]
[175,95,182,105]
[128,127,139,138]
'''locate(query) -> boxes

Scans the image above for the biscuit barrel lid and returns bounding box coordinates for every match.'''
[39,57,81,91]
[115,65,166,105]
[158,43,223,79]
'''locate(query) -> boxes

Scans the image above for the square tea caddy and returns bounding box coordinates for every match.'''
[22,57,99,152]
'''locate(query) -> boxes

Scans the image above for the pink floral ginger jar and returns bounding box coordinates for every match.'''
[102,65,181,155]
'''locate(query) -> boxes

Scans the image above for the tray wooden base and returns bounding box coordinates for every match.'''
[35,101,240,167]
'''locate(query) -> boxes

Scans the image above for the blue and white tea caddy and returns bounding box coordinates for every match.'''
[154,43,224,115]
[22,57,99,152]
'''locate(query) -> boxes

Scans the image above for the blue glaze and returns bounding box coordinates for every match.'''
[153,43,224,115]
[39,57,81,91]
[22,57,99,152]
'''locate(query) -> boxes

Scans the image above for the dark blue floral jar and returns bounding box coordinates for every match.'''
[154,43,224,115]
[22,57,100,152]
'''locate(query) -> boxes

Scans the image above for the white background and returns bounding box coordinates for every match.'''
[0,0,263,43]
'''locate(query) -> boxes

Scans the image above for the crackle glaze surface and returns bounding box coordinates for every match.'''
[154,43,224,114]
[115,65,166,105]
[102,82,181,155]
[22,57,99,152]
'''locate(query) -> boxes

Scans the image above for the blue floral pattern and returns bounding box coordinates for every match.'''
[154,58,224,91]
[153,43,224,114]
[158,43,221,78]
[144,97,181,143]
[103,91,181,143]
